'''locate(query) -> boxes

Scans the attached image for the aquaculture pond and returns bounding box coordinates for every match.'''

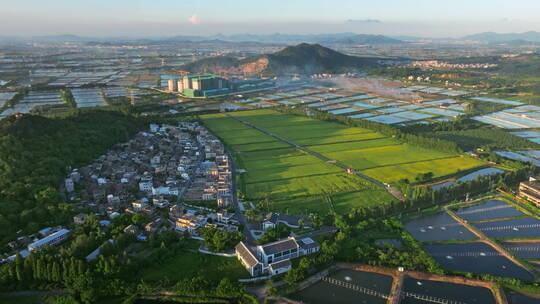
[404,212,477,242]
[455,199,525,222]
[458,167,505,182]
[424,242,534,280]
[401,277,496,304]
[290,269,393,304]
[505,290,540,304]
[431,181,456,191]
[473,217,540,238]
[501,241,540,259]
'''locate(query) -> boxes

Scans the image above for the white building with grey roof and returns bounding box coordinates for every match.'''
[235,236,320,277]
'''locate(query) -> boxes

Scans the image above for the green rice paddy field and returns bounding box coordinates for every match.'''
[201,109,484,214]
[227,109,484,181]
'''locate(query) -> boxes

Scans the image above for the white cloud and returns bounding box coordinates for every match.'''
[189,14,200,25]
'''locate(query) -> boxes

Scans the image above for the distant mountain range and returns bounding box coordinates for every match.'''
[462,31,540,43]
[167,33,402,44]
[346,19,382,24]
[182,43,379,76]
[7,31,540,46]
[2,33,402,45]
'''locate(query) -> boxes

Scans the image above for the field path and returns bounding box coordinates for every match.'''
[226,149,257,245]
[389,271,404,304]
[226,114,405,201]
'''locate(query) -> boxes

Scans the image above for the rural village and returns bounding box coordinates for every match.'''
[1,121,323,279]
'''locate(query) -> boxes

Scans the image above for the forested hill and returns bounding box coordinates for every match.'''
[0,110,147,245]
[183,43,380,76]
[266,43,378,74]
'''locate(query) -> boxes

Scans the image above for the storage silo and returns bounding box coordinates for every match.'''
[182,76,191,90]
[177,80,184,92]
[168,79,178,92]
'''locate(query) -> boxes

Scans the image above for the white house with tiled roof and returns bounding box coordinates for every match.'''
[235,236,320,277]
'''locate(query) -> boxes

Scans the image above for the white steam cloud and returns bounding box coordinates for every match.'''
[189,14,200,25]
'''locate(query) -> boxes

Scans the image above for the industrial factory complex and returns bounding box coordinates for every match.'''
[167,74,275,98]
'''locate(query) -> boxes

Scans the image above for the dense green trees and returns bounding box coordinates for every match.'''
[0,251,96,299]
[418,127,539,151]
[401,164,538,210]
[60,89,76,108]
[174,275,246,301]
[256,224,292,245]
[199,226,243,252]
[415,172,434,183]
[328,214,443,273]
[131,214,147,227]
[0,238,252,302]
[0,110,147,246]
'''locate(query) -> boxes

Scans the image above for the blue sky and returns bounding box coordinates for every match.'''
[2,0,540,37]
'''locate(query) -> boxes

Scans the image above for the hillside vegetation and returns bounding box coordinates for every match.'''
[183,43,379,76]
[0,110,147,245]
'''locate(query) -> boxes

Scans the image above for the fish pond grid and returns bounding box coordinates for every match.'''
[401,277,496,304]
[472,217,540,239]
[502,241,540,260]
[424,242,534,281]
[404,212,477,242]
[455,199,525,222]
[291,269,392,304]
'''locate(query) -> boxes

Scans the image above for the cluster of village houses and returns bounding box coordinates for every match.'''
[63,122,238,238]
[409,60,498,69]
[2,123,236,260]
[1,122,322,276]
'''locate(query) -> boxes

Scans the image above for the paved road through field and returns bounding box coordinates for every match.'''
[226,149,257,245]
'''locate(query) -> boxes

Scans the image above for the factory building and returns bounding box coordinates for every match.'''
[164,73,276,98]
[178,74,230,98]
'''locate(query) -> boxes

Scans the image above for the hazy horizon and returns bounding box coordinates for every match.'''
[3,0,540,38]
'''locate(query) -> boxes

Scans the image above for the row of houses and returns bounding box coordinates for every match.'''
[183,127,233,207]
[172,204,240,234]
